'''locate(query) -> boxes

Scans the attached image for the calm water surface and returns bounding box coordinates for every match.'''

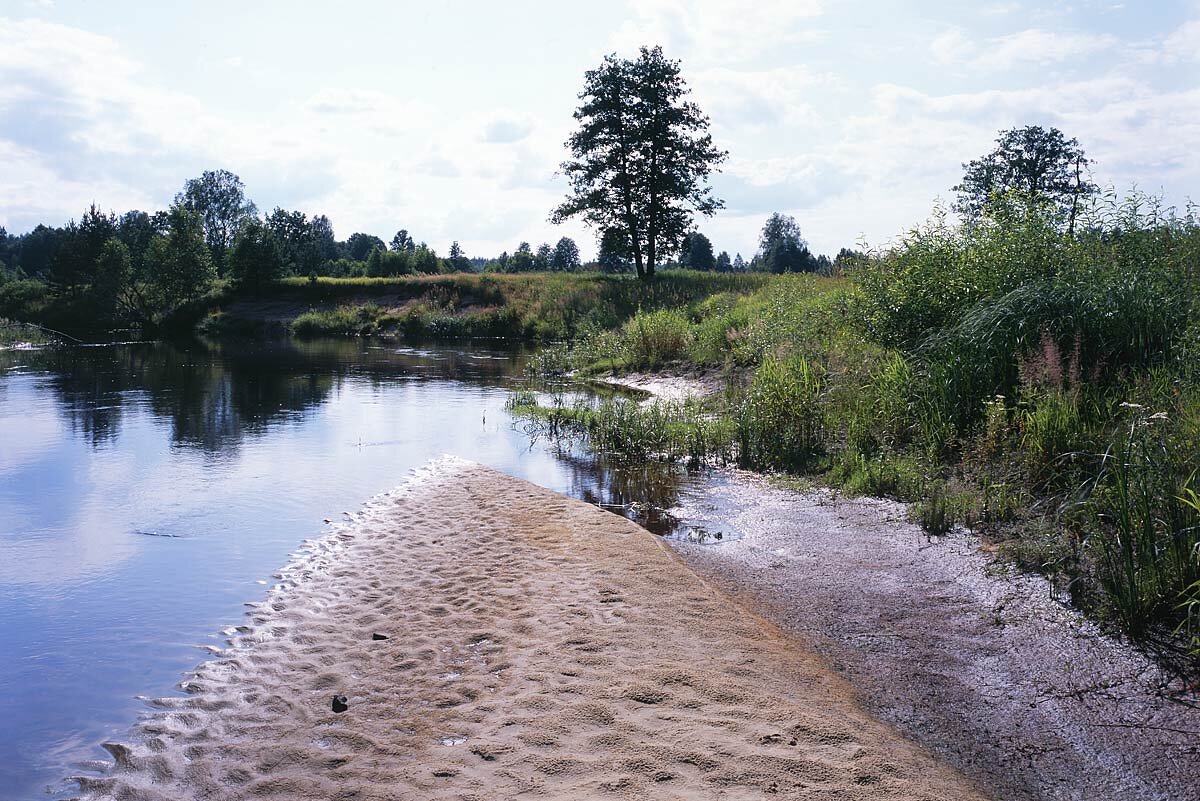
[0,337,712,800]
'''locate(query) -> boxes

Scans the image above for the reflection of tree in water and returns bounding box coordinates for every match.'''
[26,338,530,454]
[30,348,129,449]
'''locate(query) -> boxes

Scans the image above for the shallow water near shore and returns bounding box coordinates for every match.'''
[0,337,706,800]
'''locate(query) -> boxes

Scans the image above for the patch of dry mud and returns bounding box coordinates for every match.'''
[77,459,986,801]
[669,472,1200,801]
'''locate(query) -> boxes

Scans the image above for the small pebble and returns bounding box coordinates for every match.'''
[372,633,389,641]
[332,695,349,713]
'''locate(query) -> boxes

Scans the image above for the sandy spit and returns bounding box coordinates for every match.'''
[78,458,987,801]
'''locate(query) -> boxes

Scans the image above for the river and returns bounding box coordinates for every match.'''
[0,337,708,800]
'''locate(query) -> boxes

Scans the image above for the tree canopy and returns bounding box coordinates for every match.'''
[953,125,1096,232]
[552,46,726,278]
[756,213,816,273]
[551,237,581,272]
[175,169,258,271]
[229,218,286,293]
[679,231,716,271]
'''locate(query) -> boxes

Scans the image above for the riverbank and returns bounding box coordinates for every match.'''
[663,470,1200,801]
[78,458,986,800]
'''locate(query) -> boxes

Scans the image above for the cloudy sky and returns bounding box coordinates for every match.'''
[1,0,1197,259]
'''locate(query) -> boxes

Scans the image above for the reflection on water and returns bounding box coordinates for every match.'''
[0,337,703,801]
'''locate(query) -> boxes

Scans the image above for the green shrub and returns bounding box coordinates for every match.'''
[829,449,927,501]
[736,356,824,471]
[621,308,693,368]
[1019,389,1086,488]
[915,489,954,536]
[0,279,50,320]
[292,304,385,337]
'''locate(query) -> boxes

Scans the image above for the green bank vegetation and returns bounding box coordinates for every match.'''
[0,319,58,348]
[277,271,770,342]
[509,191,1200,661]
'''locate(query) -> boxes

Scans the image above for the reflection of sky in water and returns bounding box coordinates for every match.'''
[0,339,696,800]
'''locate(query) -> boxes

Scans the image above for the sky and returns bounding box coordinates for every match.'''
[1,0,1197,259]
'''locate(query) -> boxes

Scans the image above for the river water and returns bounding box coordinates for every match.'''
[0,337,711,800]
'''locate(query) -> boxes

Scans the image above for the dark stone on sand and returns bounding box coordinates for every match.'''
[332,695,349,713]
[372,633,389,640]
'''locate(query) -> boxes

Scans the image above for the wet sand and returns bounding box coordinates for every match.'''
[668,473,1200,801]
[590,368,728,403]
[78,458,986,801]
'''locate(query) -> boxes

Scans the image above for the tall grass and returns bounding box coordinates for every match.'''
[505,392,734,466]
[1091,410,1200,637]
[735,356,824,471]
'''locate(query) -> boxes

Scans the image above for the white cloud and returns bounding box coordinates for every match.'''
[1162,18,1200,61]
[693,66,828,130]
[0,7,1194,262]
[611,0,824,62]
[931,28,975,65]
[482,115,532,144]
[931,27,1118,71]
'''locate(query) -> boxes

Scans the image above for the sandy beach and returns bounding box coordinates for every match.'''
[78,458,987,800]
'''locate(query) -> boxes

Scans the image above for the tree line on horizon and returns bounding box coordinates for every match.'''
[0,171,852,331]
[0,40,1103,333]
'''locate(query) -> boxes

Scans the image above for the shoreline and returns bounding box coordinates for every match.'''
[78,458,986,800]
[664,471,1200,801]
[587,367,731,404]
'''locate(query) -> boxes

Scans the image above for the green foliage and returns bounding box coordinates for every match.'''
[0,280,50,320]
[507,393,734,467]
[915,489,954,537]
[679,231,716,271]
[954,125,1096,225]
[736,357,824,471]
[292,304,386,337]
[621,309,693,368]
[0,318,54,347]
[510,188,1200,650]
[1091,410,1200,636]
[146,205,216,309]
[756,213,817,273]
[175,169,258,271]
[273,271,768,342]
[553,46,726,278]
[229,219,286,293]
[92,238,131,318]
[1019,389,1086,488]
[829,449,927,501]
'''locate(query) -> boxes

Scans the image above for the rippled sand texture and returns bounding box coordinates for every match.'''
[80,459,986,801]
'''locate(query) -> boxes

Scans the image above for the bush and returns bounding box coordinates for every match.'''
[292,304,385,337]
[0,279,50,320]
[621,309,693,368]
[736,356,824,471]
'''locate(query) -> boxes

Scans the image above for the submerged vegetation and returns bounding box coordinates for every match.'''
[510,191,1200,662]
